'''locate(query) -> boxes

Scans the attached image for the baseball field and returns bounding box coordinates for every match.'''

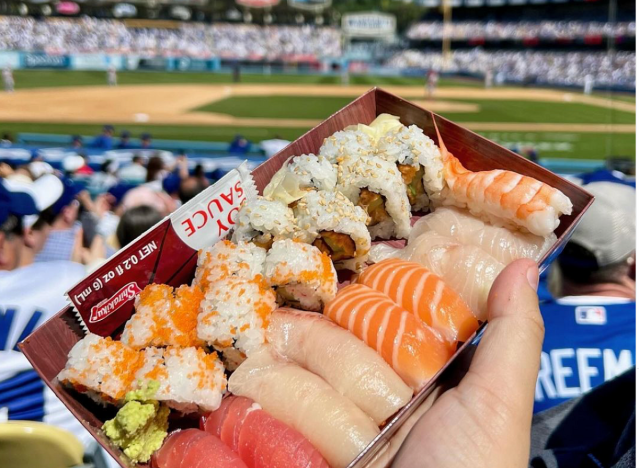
[1,70,635,160]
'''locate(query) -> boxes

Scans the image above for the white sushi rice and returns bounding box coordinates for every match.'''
[193,240,266,290]
[336,155,412,239]
[318,129,376,164]
[294,190,371,263]
[231,197,300,248]
[265,239,337,311]
[135,346,226,413]
[57,334,143,405]
[197,275,276,363]
[287,154,337,192]
[377,124,445,209]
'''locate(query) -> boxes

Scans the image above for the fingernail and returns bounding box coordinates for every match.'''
[526,265,539,291]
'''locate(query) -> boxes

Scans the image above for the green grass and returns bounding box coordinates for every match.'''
[12,70,483,90]
[196,95,635,125]
[1,121,633,160]
[476,131,635,160]
[0,121,306,143]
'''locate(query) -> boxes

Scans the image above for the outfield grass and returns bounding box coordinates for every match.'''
[1,121,633,160]
[196,95,635,125]
[12,70,480,90]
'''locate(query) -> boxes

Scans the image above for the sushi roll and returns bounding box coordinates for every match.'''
[263,154,338,208]
[57,334,143,405]
[231,197,300,250]
[318,129,376,164]
[287,154,337,193]
[193,240,266,292]
[120,284,203,349]
[377,124,444,210]
[135,346,227,413]
[336,155,412,240]
[293,190,370,270]
[265,239,337,312]
[197,274,277,369]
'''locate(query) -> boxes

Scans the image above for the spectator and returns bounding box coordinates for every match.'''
[117,130,133,149]
[33,178,86,264]
[535,181,635,413]
[179,176,207,205]
[162,173,182,208]
[260,135,290,158]
[61,154,84,177]
[75,154,94,176]
[88,159,118,194]
[1,132,12,146]
[146,155,166,183]
[228,135,251,155]
[0,175,110,463]
[115,205,163,249]
[70,135,82,150]
[140,133,152,149]
[117,154,147,184]
[90,125,115,150]
[193,164,210,188]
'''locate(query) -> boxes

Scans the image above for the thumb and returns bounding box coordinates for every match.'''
[458,258,544,425]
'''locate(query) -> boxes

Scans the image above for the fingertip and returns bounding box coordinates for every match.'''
[487,259,540,321]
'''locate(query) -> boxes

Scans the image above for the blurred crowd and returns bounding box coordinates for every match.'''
[211,23,341,59]
[386,49,636,87]
[0,17,341,59]
[407,20,636,40]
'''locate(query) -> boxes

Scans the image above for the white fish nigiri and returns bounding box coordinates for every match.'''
[370,232,504,320]
[228,345,380,468]
[410,207,556,264]
[266,308,413,425]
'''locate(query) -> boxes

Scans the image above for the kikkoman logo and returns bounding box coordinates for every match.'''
[89,282,141,323]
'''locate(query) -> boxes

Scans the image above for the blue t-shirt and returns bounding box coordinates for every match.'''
[534,297,636,413]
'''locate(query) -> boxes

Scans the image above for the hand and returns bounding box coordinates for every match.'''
[392,259,544,468]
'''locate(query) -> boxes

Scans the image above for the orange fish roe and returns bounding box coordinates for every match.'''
[125,283,204,349]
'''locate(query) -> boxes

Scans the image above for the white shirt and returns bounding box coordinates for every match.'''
[0,261,94,447]
[117,163,147,183]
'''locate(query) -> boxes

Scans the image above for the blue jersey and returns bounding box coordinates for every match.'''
[535,297,636,413]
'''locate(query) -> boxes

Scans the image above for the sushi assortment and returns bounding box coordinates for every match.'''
[55,111,574,468]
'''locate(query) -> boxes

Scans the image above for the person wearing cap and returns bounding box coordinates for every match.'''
[70,135,83,150]
[117,130,133,150]
[535,181,635,413]
[0,176,117,467]
[32,178,87,264]
[75,154,94,176]
[90,125,115,150]
[140,132,152,149]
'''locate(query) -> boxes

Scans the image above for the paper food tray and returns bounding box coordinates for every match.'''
[20,88,594,468]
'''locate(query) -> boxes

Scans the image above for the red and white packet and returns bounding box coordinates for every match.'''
[66,162,258,336]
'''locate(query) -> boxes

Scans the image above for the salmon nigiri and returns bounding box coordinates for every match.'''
[358,258,478,343]
[324,283,453,391]
[433,118,572,237]
[203,395,330,468]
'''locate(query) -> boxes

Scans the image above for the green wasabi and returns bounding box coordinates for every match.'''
[102,381,170,464]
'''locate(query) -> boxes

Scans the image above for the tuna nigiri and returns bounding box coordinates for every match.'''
[357,258,478,343]
[228,345,379,468]
[408,207,556,264]
[324,284,453,391]
[266,308,412,425]
[203,395,330,468]
[153,429,247,468]
[433,120,572,237]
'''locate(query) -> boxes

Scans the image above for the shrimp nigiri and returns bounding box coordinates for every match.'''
[433,120,572,237]
[357,258,478,343]
[324,283,453,391]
